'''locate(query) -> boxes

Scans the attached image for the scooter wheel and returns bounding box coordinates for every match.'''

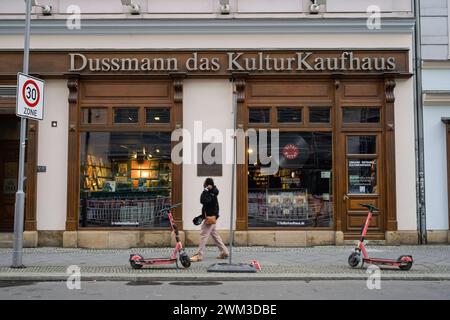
[398,255,413,271]
[179,253,191,268]
[130,260,143,269]
[348,252,361,268]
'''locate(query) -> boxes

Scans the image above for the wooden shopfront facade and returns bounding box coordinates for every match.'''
[0,49,412,246]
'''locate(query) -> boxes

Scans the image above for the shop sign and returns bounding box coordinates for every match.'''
[67,50,406,75]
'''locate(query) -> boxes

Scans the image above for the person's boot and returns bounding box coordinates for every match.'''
[190,253,203,262]
[217,252,229,259]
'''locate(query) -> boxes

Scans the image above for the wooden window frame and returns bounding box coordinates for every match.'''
[239,79,335,231]
[66,78,184,231]
[236,77,398,236]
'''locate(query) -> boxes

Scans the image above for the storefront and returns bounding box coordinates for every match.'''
[0,38,419,247]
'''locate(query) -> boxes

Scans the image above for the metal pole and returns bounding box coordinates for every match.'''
[413,0,427,244]
[228,85,237,264]
[12,0,32,268]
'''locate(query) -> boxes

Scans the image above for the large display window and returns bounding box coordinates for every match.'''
[248,132,333,227]
[74,80,177,229]
[79,132,172,228]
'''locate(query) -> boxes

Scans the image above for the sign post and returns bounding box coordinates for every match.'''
[12,0,45,268]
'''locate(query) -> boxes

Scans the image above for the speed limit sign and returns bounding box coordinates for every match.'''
[16,72,44,120]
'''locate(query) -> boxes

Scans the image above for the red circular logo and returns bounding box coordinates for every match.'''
[22,79,40,108]
[282,144,299,160]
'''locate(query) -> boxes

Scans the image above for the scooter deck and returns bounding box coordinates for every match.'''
[138,258,177,263]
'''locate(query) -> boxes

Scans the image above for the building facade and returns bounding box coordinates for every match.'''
[0,0,439,248]
[421,0,450,244]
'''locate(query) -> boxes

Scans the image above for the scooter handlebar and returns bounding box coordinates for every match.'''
[359,203,379,213]
[159,203,181,213]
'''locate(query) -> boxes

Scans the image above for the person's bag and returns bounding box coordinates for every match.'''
[192,214,204,226]
[205,215,217,225]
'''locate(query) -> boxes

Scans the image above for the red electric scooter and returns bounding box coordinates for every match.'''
[348,203,413,270]
[129,203,191,269]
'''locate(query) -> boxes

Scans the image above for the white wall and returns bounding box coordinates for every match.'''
[0,34,412,60]
[327,0,411,12]
[36,80,68,230]
[0,0,412,15]
[395,79,418,231]
[423,105,450,230]
[182,79,234,230]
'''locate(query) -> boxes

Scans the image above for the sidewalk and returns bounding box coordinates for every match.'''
[1,245,450,281]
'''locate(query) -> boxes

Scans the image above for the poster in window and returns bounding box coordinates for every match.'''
[348,159,377,194]
[118,163,128,176]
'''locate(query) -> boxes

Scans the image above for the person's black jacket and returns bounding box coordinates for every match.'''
[200,185,219,218]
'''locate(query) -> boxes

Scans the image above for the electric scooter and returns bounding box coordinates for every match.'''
[348,203,413,270]
[129,203,191,269]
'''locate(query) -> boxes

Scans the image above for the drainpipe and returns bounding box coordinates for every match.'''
[413,0,427,244]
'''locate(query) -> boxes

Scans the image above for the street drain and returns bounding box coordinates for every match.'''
[125,281,163,286]
[0,281,37,288]
[169,281,222,286]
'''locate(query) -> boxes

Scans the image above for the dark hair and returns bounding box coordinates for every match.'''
[204,178,214,188]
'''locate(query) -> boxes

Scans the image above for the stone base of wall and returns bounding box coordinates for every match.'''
[61,230,338,248]
[1,230,445,249]
[67,230,186,249]
[386,231,419,245]
[427,230,449,244]
[23,231,38,247]
[38,231,63,247]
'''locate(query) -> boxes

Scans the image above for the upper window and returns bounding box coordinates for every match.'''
[309,107,331,124]
[343,107,380,123]
[249,108,271,124]
[114,107,139,124]
[81,108,108,125]
[277,107,302,123]
[146,108,170,124]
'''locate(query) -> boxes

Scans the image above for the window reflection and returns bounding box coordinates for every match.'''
[79,132,172,228]
[248,132,333,228]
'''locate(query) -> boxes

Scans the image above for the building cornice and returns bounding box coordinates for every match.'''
[0,18,415,35]
[422,60,450,69]
[423,90,450,106]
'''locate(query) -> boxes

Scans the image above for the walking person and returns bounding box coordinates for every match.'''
[190,178,229,262]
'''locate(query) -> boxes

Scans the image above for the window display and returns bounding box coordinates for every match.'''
[79,132,172,228]
[248,132,333,228]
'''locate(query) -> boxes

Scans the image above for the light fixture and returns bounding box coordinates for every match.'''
[31,0,52,15]
[219,0,230,15]
[154,116,160,121]
[309,0,320,14]
[121,0,140,15]
[156,148,160,153]
[247,148,253,154]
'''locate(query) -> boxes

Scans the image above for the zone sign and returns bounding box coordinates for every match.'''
[16,73,44,120]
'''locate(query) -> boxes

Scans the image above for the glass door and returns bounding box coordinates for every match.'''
[341,134,384,237]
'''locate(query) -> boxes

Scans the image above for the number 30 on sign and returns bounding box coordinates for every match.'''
[16,73,44,121]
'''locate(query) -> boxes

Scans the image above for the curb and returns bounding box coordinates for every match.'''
[1,273,450,282]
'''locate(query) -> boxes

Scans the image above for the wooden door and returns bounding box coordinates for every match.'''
[0,140,19,231]
[340,133,385,239]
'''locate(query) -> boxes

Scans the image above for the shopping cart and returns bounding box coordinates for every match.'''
[84,196,172,227]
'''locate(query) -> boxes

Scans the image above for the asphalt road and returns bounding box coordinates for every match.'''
[0,280,449,300]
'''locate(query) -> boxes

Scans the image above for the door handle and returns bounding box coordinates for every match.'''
[343,194,349,202]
